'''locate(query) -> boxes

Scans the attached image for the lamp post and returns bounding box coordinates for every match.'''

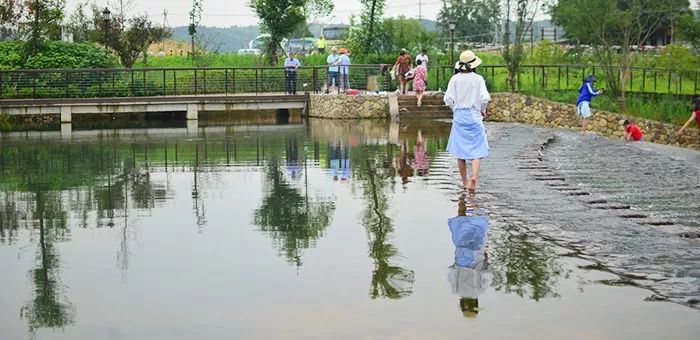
[102,7,111,46]
[448,21,456,66]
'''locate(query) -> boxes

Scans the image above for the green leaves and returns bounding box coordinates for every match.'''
[250,0,309,64]
[0,41,119,69]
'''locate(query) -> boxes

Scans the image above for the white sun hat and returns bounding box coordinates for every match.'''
[459,50,483,69]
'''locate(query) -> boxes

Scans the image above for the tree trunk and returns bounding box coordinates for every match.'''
[365,0,378,52]
[31,0,41,56]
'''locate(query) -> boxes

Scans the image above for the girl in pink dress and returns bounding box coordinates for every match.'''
[412,59,427,107]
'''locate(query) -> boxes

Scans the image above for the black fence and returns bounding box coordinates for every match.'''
[0,65,396,100]
[0,65,697,100]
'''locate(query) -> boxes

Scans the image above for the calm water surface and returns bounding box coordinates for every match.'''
[0,115,698,339]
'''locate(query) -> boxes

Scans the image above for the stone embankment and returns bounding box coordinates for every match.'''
[309,92,698,149]
[487,93,699,149]
[308,93,391,119]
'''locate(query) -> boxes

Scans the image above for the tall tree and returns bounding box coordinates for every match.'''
[302,0,333,31]
[25,0,65,56]
[503,0,541,92]
[250,0,307,64]
[551,0,690,110]
[0,0,25,39]
[437,0,501,44]
[188,0,203,57]
[95,13,170,68]
[360,0,385,54]
[676,11,700,53]
[66,1,93,43]
[376,16,436,53]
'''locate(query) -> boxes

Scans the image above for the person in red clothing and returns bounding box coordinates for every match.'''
[677,95,700,135]
[623,119,644,141]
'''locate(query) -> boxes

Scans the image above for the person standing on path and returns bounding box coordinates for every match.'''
[395,49,413,95]
[338,48,351,91]
[444,51,491,192]
[576,75,603,134]
[326,47,340,93]
[412,60,427,107]
[317,36,326,54]
[284,52,301,95]
[416,48,429,90]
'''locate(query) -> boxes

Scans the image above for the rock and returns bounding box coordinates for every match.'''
[622,272,648,279]
[646,274,667,281]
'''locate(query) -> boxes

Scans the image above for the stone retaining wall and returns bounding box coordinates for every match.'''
[308,93,390,119]
[487,93,700,149]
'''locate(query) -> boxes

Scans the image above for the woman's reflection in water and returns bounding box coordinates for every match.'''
[448,193,490,318]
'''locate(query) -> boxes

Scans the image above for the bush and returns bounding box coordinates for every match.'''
[0,41,120,69]
[657,44,698,77]
[526,40,569,65]
[0,41,26,70]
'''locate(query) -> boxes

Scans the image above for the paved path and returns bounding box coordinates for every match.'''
[427,122,700,307]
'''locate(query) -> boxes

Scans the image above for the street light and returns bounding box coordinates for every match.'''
[449,21,457,66]
[102,7,111,46]
[102,7,111,21]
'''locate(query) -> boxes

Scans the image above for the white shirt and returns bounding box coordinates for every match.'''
[416,53,428,69]
[443,73,491,113]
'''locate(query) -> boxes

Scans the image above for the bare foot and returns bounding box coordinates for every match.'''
[468,177,477,192]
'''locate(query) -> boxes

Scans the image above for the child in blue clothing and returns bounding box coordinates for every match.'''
[576,75,604,134]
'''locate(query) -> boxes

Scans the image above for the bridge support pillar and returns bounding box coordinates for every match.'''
[388,94,399,120]
[187,120,198,135]
[60,106,72,123]
[60,123,72,139]
[186,103,198,120]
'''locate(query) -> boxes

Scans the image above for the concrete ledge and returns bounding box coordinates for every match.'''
[0,99,306,117]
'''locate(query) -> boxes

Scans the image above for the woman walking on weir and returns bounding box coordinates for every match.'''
[395,48,413,95]
[444,51,491,192]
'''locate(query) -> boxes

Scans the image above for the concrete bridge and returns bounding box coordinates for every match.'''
[0,93,308,123]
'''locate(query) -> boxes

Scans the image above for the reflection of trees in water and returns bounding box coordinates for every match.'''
[254,156,335,267]
[352,144,414,299]
[0,192,24,244]
[489,226,565,301]
[19,192,75,336]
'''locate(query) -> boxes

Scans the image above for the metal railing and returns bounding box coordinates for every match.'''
[0,64,697,100]
[0,65,396,100]
[429,64,699,97]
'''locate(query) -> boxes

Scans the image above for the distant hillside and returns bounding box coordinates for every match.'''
[171,19,439,53]
[419,19,438,32]
[172,25,260,52]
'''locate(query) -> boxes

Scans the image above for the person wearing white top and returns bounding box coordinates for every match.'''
[415,48,429,89]
[444,50,491,192]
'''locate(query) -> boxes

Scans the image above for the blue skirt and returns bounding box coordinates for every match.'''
[446,108,489,160]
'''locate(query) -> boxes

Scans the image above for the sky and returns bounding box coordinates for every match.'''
[65,0,449,27]
[65,0,700,28]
